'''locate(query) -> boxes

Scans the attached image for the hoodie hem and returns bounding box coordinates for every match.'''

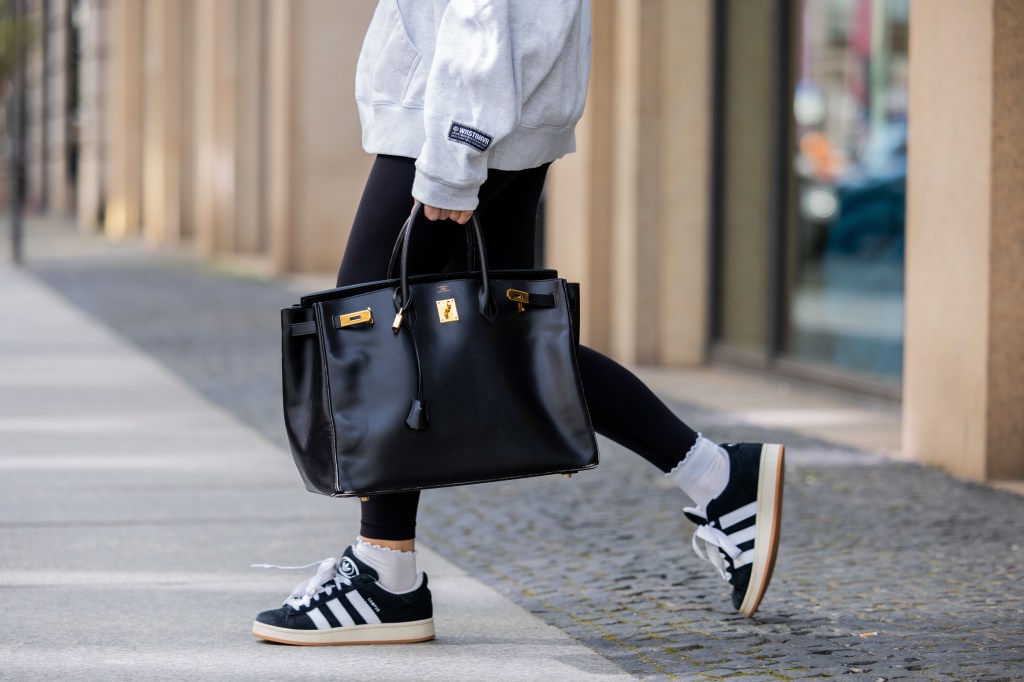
[358,102,577,172]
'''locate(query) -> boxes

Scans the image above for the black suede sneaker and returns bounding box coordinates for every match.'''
[684,443,784,617]
[251,546,434,645]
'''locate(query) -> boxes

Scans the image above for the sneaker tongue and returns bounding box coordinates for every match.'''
[683,507,708,525]
[339,545,379,582]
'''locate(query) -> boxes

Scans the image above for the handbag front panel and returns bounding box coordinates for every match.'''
[317,276,598,495]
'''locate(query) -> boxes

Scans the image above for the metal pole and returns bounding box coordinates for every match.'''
[9,0,26,265]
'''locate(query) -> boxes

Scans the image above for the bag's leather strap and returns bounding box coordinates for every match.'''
[290,321,317,337]
[506,288,555,309]
[567,282,581,351]
[391,204,499,432]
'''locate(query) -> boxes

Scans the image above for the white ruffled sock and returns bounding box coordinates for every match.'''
[353,538,419,593]
[664,435,730,509]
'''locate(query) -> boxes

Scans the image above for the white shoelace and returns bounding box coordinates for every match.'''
[684,507,742,582]
[251,557,352,609]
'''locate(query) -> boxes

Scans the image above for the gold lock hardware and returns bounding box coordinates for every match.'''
[359,496,369,502]
[507,288,529,314]
[436,298,460,323]
[563,473,573,479]
[338,308,374,328]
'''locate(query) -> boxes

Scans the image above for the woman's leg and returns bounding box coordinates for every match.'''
[337,155,464,287]
[474,167,700,472]
[337,156,547,552]
[342,156,716,548]
[337,156,442,553]
[480,176,784,616]
[578,347,699,471]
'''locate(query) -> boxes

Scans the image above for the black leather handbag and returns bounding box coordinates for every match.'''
[280,206,599,497]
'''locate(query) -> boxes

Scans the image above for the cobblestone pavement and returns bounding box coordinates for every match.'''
[29,246,1024,681]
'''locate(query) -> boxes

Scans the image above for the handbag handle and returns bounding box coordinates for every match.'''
[386,217,478,279]
[396,203,496,321]
[392,203,495,431]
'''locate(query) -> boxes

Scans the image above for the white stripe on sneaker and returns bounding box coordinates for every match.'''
[729,524,757,547]
[734,549,755,569]
[346,591,382,625]
[325,598,356,628]
[307,606,331,630]
[719,501,757,530]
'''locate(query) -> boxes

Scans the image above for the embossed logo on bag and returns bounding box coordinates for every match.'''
[448,121,492,152]
[436,298,459,323]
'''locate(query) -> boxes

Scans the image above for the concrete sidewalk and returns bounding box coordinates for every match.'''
[5,219,1024,681]
[0,265,633,681]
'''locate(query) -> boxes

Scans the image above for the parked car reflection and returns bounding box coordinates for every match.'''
[792,120,906,377]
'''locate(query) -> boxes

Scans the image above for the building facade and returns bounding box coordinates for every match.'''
[9,0,1024,484]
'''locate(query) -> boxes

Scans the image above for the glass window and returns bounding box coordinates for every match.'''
[786,0,909,379]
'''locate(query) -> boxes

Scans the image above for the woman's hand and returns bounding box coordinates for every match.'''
[422,203,474,225]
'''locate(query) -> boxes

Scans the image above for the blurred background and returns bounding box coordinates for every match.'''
[0,0,1021,486]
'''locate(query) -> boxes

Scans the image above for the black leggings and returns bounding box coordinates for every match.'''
[338,155,699,541]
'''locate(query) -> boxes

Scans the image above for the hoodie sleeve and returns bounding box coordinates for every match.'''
[412,0,519,210]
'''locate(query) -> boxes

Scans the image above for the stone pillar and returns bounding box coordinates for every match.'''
[607,0,644,364]
[45,0,71,215]
[142,0,183,245]
[266,0,374,273]
[190,0,219,255]
[191,0,268,259]
[105,0,143,238]
[234,0,265,255]
[177,0,196,242]
[77,0,109,231]
[656,0,712,365]
[265,0,293,273]
[545,0,614,349]
[211,0,238,255]
[545,0,713,365]
[904,0,1024,481]
[191,0,243,257]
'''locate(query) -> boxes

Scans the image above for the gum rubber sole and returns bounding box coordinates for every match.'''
[252,618,435,646]
[738,443,785,618]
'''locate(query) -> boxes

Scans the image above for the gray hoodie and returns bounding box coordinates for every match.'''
[355,0,592,210]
